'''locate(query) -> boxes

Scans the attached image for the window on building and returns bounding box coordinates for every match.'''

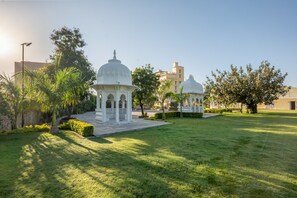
[179,81,181,84]
[175,81,177,85]
[179,74,181,78]
[179,69,181,73]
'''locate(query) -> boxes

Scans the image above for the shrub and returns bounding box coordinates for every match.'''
[178,112,203,118]
[154,112,203,119]
[58,122,71,130]
[67,119,94,137]
[154,112,178,119]
[59,117,76,130]
[204,108,241,114]
[73,98,96,114]
[0,124,50,135]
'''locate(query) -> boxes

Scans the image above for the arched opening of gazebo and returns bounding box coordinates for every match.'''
[119,94,127,121]
[106,94,116,121]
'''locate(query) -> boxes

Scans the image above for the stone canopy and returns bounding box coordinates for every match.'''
[178,75,204,113]
[91,51,137,123]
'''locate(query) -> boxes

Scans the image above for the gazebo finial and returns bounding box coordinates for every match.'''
[113,49,116,59]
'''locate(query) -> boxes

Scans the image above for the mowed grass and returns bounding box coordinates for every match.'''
[0,111,297,197]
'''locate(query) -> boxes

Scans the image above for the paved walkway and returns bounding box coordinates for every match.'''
[72,111,219,137]
[72,112,170,137]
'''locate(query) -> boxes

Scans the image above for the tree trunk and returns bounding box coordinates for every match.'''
[247,103,258,114]
[250,104,258,114]
[66,105,72,118]
[140,102,145,117]
[11,117,16,130]
[161,102,166,120]
[180,105,183,118]
[240,103,243,113]
[50,110,59,134]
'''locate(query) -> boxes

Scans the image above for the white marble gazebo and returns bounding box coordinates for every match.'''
[179,75,204,113]
[91,51,136,123]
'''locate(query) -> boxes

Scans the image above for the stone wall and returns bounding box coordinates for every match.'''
[0,111,43,130]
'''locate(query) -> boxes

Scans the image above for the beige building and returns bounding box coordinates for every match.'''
[156,62,184,93]
[14,61,49,85]
[258,87,297,110]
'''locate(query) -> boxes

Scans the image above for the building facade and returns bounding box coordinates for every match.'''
[156,62,184,93]
[14,61,49,85]
[258,87,297,110]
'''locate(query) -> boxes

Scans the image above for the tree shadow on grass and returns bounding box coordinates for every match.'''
[0,133,41,197]
[3,111,297,197]
[10,132,195,197]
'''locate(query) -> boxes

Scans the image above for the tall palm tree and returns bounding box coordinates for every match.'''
[27,67,85,133]
[172,86,189,118]
[0,74,22,129]
[155,80,173,120]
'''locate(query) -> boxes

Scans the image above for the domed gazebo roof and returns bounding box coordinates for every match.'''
[96,50,132,85]
[180,75,203,94]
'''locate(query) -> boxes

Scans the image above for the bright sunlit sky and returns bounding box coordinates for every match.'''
[0,0,297,86]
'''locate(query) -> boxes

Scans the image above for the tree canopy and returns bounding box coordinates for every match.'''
[26,66,86,133]
[205,61,289,113]
[132,64,160,116]
[50,26,95,83]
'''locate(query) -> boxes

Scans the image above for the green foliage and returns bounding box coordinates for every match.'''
[26,66,86,133]
[0,74,22,129]
[204,108,241,114]
[73,96,96,114]
[0,124,50,135]
[155,112,178,119]
[132,64,160,116]
[58,121,71,130]
[67,119,94,137]
[155,80,173,119]
[178,112,203,118]
[205,61,289,113]
[154,112,203,119]
[50,26,95,82]
[171,86,189,117]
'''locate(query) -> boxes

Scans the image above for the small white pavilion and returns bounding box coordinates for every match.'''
[91,51,136,123]
[179,75,204,113]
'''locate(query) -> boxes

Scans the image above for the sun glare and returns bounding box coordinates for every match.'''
[0,34,12,56]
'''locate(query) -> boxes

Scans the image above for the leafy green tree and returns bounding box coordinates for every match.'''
[132,64,160,116]
[49,27,95,116]
[155,80,173,119]
[50,26,95,83]
[205,61,289,114]
[172,86,189,118]
[0,74,22,129]
[27,67,86,133]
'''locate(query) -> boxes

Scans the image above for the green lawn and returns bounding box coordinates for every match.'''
[0,111,297,197]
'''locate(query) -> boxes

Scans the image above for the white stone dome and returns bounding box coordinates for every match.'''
[97,51,132,85]
[180,75,203,94]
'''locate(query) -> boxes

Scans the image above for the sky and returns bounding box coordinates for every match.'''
[0,0,297,86]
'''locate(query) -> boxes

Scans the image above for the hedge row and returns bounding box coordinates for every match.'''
[204,108,241,113]
[59,119,94,137]
[154,112,203,119]
[0,124,50,135]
